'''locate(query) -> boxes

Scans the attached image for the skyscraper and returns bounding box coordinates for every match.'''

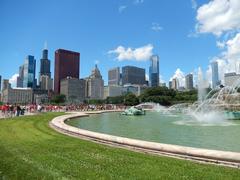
[185,73,194,90]
[86,65,104,99]
[211,61,220,89]
[149,55,159,87]
[23,55,36,88]
[172,78,178,90]
[108,67,120,85]
[122,66,146,85]
[0,75,2,91]
[169,81,172,89]
[40,47,51,78]
[17,65,24,88]
[40,75,53,90]
[39,46,52,90]
[54,49,80,94]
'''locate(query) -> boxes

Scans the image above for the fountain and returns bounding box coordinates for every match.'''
[150,67,240,124]
[197,67,207,103]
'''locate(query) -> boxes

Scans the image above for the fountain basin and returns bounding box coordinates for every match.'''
[50,111,240,168]
[66,111,240,152]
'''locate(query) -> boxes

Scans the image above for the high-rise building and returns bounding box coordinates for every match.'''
[185,73,194,90]
[169,81,172,89]
[60,77,86,103]
[172,78,178,90]
[0,75,2,91]
[54,49,80,94]
[17,65,24,88]
[108,67,120,85]
[224,72,240,87]
[39,46,52,90]
[23,55,36,88]
[211,61,220,89]
[86,65,104,99]
[40,47,51,78]
[104,85,122,98]
[40,75,53,90]
[122,66,146,85]
[149,55,159,87]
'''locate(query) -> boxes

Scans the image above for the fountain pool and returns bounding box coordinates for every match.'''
[66,111,240,152]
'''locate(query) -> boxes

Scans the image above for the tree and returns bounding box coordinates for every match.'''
[106,96,124,104]
[124,93,139,106]
[88,99,105,104]
[51,94,66,104]
[139,86,197,105]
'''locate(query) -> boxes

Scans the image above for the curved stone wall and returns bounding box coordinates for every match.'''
[50,111,240,168]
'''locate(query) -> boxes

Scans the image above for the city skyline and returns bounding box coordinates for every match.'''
[1,0,240,87]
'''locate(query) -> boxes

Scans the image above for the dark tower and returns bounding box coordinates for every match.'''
[0,75,2,91]
[54,49,80,94]
[40,47,51,78]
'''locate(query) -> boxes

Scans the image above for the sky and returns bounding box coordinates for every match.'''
[1,0,240,87]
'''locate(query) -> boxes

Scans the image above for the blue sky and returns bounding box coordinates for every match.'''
[1,0,239,87]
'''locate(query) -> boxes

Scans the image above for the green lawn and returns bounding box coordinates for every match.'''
[0,113,240,179]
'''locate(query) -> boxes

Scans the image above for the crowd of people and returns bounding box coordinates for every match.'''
[0,104,127,119]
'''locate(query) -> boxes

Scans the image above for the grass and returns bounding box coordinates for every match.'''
[0,113,240,179]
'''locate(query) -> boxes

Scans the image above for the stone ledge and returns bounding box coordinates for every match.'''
[50,111,240,168]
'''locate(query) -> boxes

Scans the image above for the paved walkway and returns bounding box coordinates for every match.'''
[0,112,36,119]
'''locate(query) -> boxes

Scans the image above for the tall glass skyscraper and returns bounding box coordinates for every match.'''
[185,73,193,90]
[17,65,24,87]
[149,55,159,87]
[211,61,220,89]
[23,55,36,88]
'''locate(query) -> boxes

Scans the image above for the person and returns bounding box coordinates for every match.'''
[37,104,42,112]
[16,105,21,117]
[21,106,25,115]
[9,105,14,117]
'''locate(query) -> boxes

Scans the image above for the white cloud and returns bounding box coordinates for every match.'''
[225,33,240,60]
[216,41,225,49]
[119,0,143,13]
[170,68,185,87]
[119,5,127,13]
[108,44,153,61]
[145,74,149,81]
[196,0,240,36]
[191,0,197,10]
[133,0,144,5]
[151,23,163,32]
[187,30,199,38]
[9,74,19,88]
